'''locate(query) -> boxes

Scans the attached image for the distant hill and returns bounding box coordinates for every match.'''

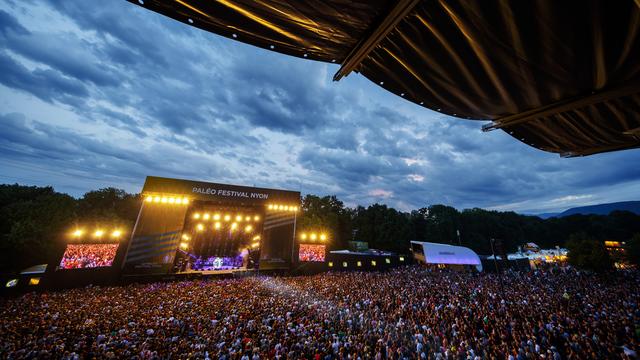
[539,201,640,218]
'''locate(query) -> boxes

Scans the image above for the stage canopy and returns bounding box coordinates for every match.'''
[128,0,640,156]
[410,241,481,267]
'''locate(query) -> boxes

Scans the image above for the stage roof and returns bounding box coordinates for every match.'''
[127,0,640,156]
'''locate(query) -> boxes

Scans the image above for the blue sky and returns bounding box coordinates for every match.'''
[1,0,639,214]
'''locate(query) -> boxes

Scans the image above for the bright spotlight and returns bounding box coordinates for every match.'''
[300,233,307,240]
[196,223,204,232]
[230,222,238,231]
[175,198,182,204]
[193,213,201,219]
[182,198,189,204]
[245,216,251,221]
[214,222,221,230]
[320,234,327,241]
[267,204,274,210]
[278,205,284,210]
[224,214,231,221]
[168,197,175,204]
[284,206,289,211]
[94,230,104,238]
[179,242,189,250]
[310,233,317,241]
[182,234,190,240]
[253,215,260,221]
[145,195,153,202]
[245,225,253,233]
[72,229,83,238]
[154,196,161,203]
[251,242,260,248]
[235,215,242,222]
[252,235,260,241]
[112,230,122,238]
[203,213,210,220]
[161,197,167,203]
[213,213,220,221]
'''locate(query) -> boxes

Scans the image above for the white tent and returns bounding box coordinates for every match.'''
[411,241,482,271]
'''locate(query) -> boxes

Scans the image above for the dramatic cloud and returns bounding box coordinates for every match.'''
[0,1,639,213]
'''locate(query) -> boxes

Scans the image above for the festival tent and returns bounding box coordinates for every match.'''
[411,241,482,271]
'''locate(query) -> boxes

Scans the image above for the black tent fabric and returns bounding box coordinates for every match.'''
[127,0,640,156]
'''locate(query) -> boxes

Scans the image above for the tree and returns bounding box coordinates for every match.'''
[626,233,640,266]
[566,232,613,272]
[299,195,352,249]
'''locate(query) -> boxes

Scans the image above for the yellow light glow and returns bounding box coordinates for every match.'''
[214,222,221,230]
[175,198,182,205]
[161,197,167,203]
[245,216,251,221]
[154,196,161,203]
[284,206,289,211]
[179,242,189,250]
[182,198,189,204]
[231,222,238,230]
[328,262,333,267]
[357,261,362,267]
[224,214,231,221]
[213,214,221,221]
[268,204,274,210]
[182,234,190,241]
[72,229,83,237]
[112,230,122,238]
[193,213,201,220]
[292,206,298,212]
[252,235,260,241]
[310,233,317,241]
[145,195,153,202]
[300,233,307,240]
[320,234,327,241]
[371,260,377,266]
[251,242,260,248]
[235,215,242,222]
[94,230,104,238]
[29,277,40,286]
[168,197,175,204]
[196,223,204,232]
[203,213,210,220]
[245,225,253,233]
[278,205,284,210]
[253,215,260,221]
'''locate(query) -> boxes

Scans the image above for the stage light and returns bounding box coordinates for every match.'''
[179,242,189,250]
[253,215,260,221]
[310,233,317,241]
[111,230,122,238]
[230,222,238,231]
[224,214,231,221]
[154,196,161,203]
[300,233,307,240]
[278,205,284,210]
[182,198,189,204]
[145,195,153,202]
[320,234,327,241]
[268,204,274,210]
[245,225,253,233]
[252,235,260,241]
[328,262,333,267]
[342,262,347,268]
[245,216,251,221]
[168,197,175,204]
[399,256,405,262]
[236,215,242,222]
[182,234,190,241]
[214,222,221,230]
[175,198,182,204]
[284,206,289,211]
[29,277,40,286]
[371,260,377,266]
[357,261,362,267]
[94,230,104,238]
[385,258,391,264]
[251,242,260,248]
[72,229,83,238]
[5,279,17,288]
[213,213,220,220]
[203,213,210,220]
[196,223,204,232]
[161,197,168,203]
[193,213,201,219]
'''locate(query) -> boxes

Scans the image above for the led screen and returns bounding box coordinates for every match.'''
[58,244,119,270]
[298,244,325,262]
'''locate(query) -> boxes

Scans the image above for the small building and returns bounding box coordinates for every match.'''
[410,241,482,271]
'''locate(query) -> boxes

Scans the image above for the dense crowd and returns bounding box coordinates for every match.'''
[299,244,326,262]
[1,267,638,359]
[58,244,119,269]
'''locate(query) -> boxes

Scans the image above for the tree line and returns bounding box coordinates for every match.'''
[1,184,638,273]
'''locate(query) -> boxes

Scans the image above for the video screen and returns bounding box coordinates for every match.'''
[58,244,119,270]
[298,244,326,262]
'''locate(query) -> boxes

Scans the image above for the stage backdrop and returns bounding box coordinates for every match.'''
[122,176,300,274]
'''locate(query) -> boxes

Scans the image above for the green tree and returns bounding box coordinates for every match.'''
[299,195,352,249]
[77,188,140,229]
[566,232,613,272]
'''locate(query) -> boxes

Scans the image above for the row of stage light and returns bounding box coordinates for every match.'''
[145,195,190,205]
[192,222,255,232]
[70,228,123,239]
[267,204,298,212]
[193,213,260,222]
[179,232,260,250]
[299,232,328,242]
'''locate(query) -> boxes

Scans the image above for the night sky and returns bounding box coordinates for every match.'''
[1,1,639,214]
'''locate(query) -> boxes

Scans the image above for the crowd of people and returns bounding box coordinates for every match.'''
[1,266,638,359]
[58,244,119,269]
[299,244,326,262]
